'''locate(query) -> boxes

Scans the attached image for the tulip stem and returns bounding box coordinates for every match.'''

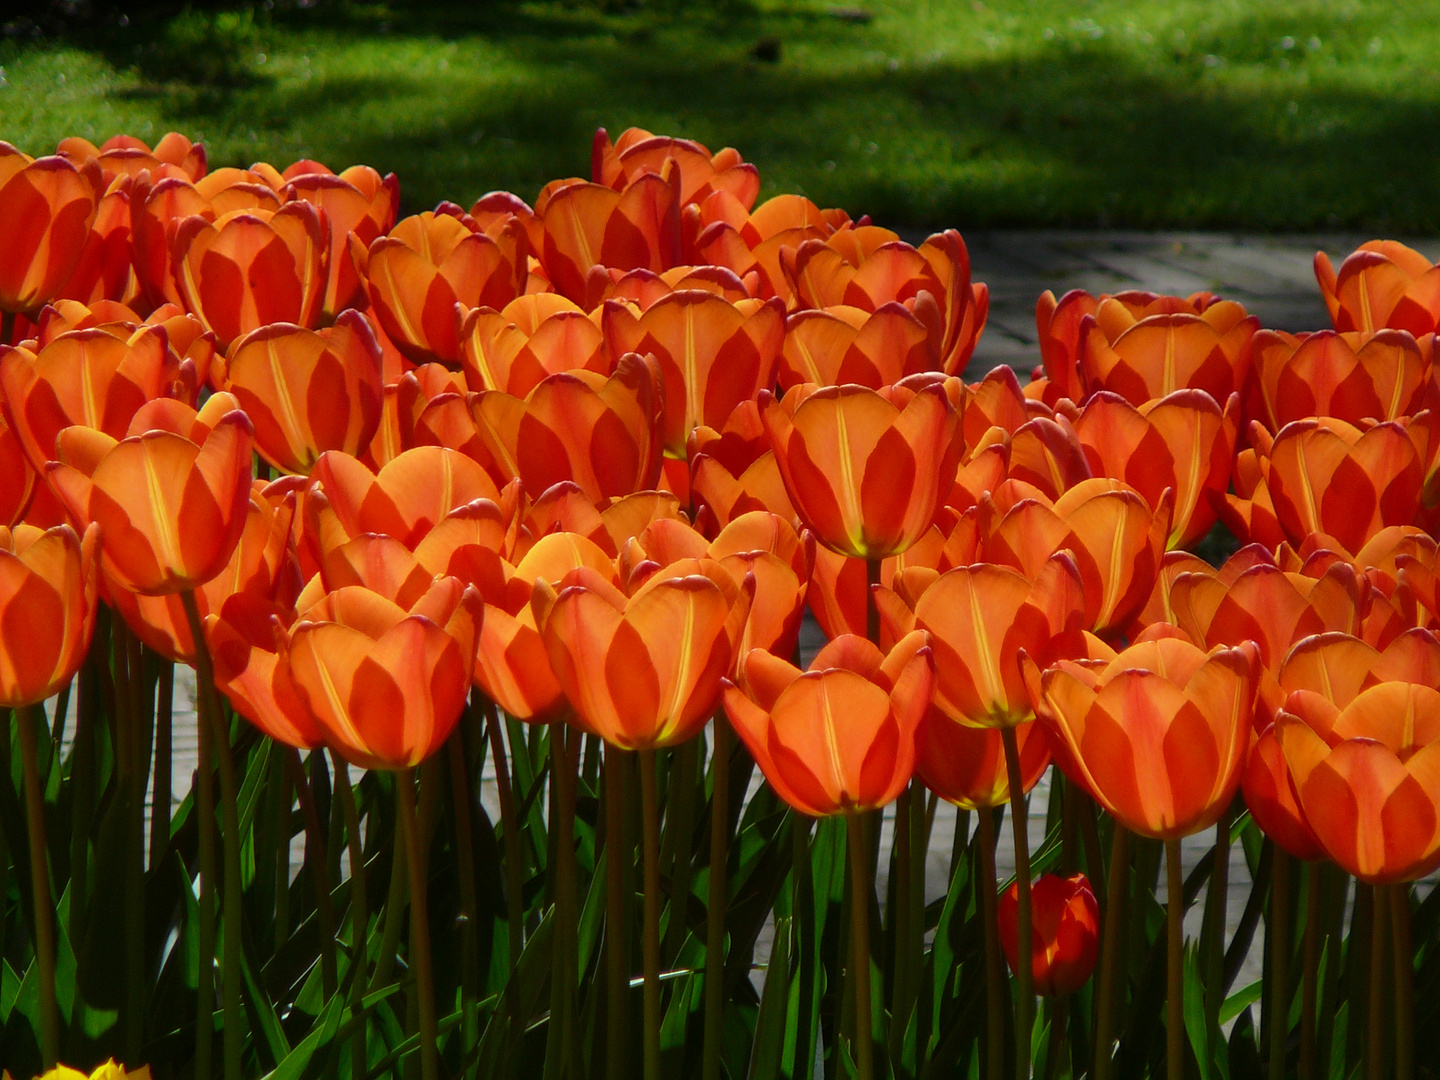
[484,700,525,973]
[847,808,876,1080]
[284,748,338,1000]
[17,706,58,1070]
[640,747,663,1080]
[1269,848,1291,1080]
[606,743,632,1080]
[151,659,173,869]
[332,751,370,1080]
[1093,823,1130,1080]
[979,807,1006,1080]
[703,719,730,1080]
[1165,837,1185,1080]
[1000,726,1034,1078]
[1391,885,1414,1080]
[1299,861,1321,1080]
[448,726,481,1052]
[395,767,439,1080]
[865,558,882,645]
[1367,883,1390,1080]
[548,726,581,1079]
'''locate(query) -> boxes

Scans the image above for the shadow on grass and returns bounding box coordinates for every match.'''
[59,2,1440,230]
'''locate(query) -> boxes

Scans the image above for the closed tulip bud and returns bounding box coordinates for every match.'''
[538,173,681,303]
[999,873,1100,997]
[593,127,760,210]
[215,312,384,474]
[603,291,784,456]
[917,711,1051,809]
[47,393,254,595]
[0,143,101,316]
[761,374,965,560]
[459,293,609,397]
[722,631,934,815]
[281,162,400,320]
[533,557,751,748]
[285,575,481,770]
[1316,241,1440,336]
[1024,635,1259,840]
[0,522,99,707]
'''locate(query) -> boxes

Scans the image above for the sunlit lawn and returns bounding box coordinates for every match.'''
[3,0,1438,229]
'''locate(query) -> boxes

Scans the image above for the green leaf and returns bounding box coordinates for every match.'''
[1220,979,1262,1026]
[748,914,791,1080]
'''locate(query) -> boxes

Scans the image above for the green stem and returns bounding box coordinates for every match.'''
[547,725,580,1079]
[979,807,1006,1080]
[1299,862,1321,1080]
[448,727,481,1050]
[396,768,439,1080]
[1203,807,1230,1023]
[641,747,662,1080]
[182,589,242,1080]
[606,742,632,1080]
[1390,885,1412,1080]
[1001,727,1034,1079]
[151,660,173,868]
[1367,884,1389,1080]
[332,752,369,1080]
[17,706,58,1070]
[1270,849,1291,1080]
[370,786,408,992]
[285,748,338,1000]
[1093,823,1130,1080]
[1044,997,1069,1080]
[184,596,218,1080]
[892,781,913,1034]
[847,809,876,1080]
[1166,838,1185,1080]
[484,700,525,972]
[703,718,730,1080]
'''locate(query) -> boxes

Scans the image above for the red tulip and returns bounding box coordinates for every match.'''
[999,873,1100,997]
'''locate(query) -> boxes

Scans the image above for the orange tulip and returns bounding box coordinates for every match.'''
[47,392,254,595]
[0,413,35,527]
[722,631,934,815]
[0,522,99,706]
[916,711,1051,810]
[284,575,481,769]
[281,161,400,320]
[0,144,101,316]
[464,351,664,504]
[760,374,965,559]
[1246,417,1426,557]
[538,173,681,304]
[533,557,751,748]
[962,365,1048,445]
[591,264,752,310]
[56,132,207,184]
[459,293,610,397]
[1316,240,1440,337]
[778,303,936,390]
[603,290,784,455]
[984,415,1092,504]
[980,477,1173,637]
[26,299,218,391]
[171,201,329,348]
[1246,329,1430,433]
[353,209,529,366]
[1277,678,1440,884]
[687,191,846,304]
[999,872,1100,998]
[804,522,956,641]
[56,174,139,307]
[214,311,384,474]
[1024,635,1260,840]
[206,591,322,750]
[876,552,1085,729]
[1068,388,1239,549]
[522,486,686,559]
[1242,723,1328,863]
[688,399,797,533]
[782,227,987,374]
[592,127,760,209]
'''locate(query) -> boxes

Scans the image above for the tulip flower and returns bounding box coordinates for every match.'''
[214,311,384,474]
[722,631,934,815]
[459,293,610,397]
[0,414,36,527]
[284,575,481,770]
[171,200,329,348]
[57,131,207,183]
[463,351,664,503]
[603,291,784,455]
[281,161,400,320]
[0,522,99,706]
[1246,329,1430,433]
[28,1062,155,1080]
[990,414,1092,503]
[688,191,843,304]
[538,172,681,303]
[592,264,751,310]
[962,364,1046,446]
[1316,240,1440,336]
[981,477,1173,637]
[778,303,936,389]
[760,374,965,560]
[1024,635,1260,840]
[355,208,530,367]
[782,227,987,374]
[0,143,101,319]
[56,173,139,307]
[916,711,1051,810]
[688,399,797,533]
[1242,723,1329,863]
[47,393,254,595]
[804,523,954,641]
[593,127,760,209]
[999,873,1100,997]
[1068,389,1239,549]
[533,557,751,748]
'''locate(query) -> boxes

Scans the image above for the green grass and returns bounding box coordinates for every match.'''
[3,0,1440,231]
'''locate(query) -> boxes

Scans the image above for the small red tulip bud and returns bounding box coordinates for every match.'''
[998,872,1100,997]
